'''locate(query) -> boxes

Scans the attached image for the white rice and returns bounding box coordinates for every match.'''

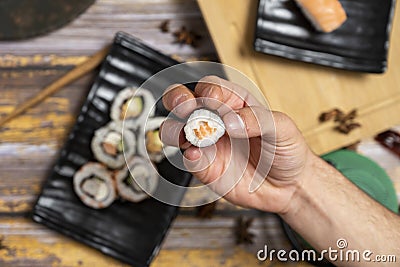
[110,87,155,129]
[73,162,116,209]
[184,109,225,147]
[114,156,159,202]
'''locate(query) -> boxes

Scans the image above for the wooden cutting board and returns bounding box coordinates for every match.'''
[197,0,400,154]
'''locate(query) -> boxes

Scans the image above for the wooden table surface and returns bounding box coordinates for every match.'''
[0,0,312,266]
[198,0,400,155]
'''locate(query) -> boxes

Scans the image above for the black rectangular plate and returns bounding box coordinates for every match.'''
[32,32,194,267]
[254,0,397,73]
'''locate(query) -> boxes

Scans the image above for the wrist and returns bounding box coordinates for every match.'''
[277,152,344,252]
[278,151,329,218]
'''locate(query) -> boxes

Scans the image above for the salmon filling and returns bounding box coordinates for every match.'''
[193,121,217,140]
[101,131,123,156]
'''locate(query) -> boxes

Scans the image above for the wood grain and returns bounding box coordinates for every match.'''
[0,216,306,267]
[0,46,110,127]
[0,0,216,59]
[0,71,95,144]
[0,55,87,68]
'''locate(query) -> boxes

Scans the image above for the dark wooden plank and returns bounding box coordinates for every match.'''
[0,215,289,249]
[0,218,290,267]
[0,68,94,212]
[0,69,96,142]
[0,0,216,60]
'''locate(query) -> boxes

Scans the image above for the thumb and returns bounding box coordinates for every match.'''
[183,145,216,184]
[222,106,275,139]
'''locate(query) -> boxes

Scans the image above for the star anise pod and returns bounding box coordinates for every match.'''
[336,109,357,123]
[234,216,255,245]
[196,201,217,219]
[159,20,170,33]
[173,26,202,47]
[335,123,351,134]
[347,122,361,131]
[319,108,361,135]
[335,122,361,135]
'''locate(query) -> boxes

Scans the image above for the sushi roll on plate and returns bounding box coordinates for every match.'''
[184,109,225,148]
[110,87,155,129]
[138,116,179,163]
[114,156,159,202]
[91,121,136,169]
[73,162,117,209]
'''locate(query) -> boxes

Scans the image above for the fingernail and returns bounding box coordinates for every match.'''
[184,148,201,161]
[205,86,215,98]
[173,93,188,107]
[223,111,246,137]
[183,148,202,172]
[159,119,184,147]
[201,86,222,110]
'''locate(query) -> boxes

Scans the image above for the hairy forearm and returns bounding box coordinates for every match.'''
[280,153,400,266]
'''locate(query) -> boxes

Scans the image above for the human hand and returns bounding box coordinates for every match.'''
[160,76,314,214]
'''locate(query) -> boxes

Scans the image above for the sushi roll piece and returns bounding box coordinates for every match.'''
[73,162,116,209]
[184,109,225,148]
[91,121,136,169]
[295,0,347,33]
[114,156,159,202]
[138,116,179,163]
[110,87,155,129]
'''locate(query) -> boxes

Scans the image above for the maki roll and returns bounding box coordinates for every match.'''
[138,116,179,163]
[110,87,155,129]
[114,156,159,202]
[73,162,116,209]
[184,109,225,147]
[91,121,136,169]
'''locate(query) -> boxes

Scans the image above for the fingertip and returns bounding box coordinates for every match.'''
[162,84,181,111]
[159,119,185,147]
[162,84,197,118]
[195,78,224,110]
[223,107,273,138]
[222,110,247,138]
[174,95,197,118]
[205,85,222,99]
[204,85,224,110]
[164,83,182,94]
[184,146,201,161]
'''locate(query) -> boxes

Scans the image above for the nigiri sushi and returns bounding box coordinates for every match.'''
[295,0,347,33]
[184,109,225,148]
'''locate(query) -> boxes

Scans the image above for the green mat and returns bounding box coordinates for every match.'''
[322,149,398,213]
[284,149,398,266]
